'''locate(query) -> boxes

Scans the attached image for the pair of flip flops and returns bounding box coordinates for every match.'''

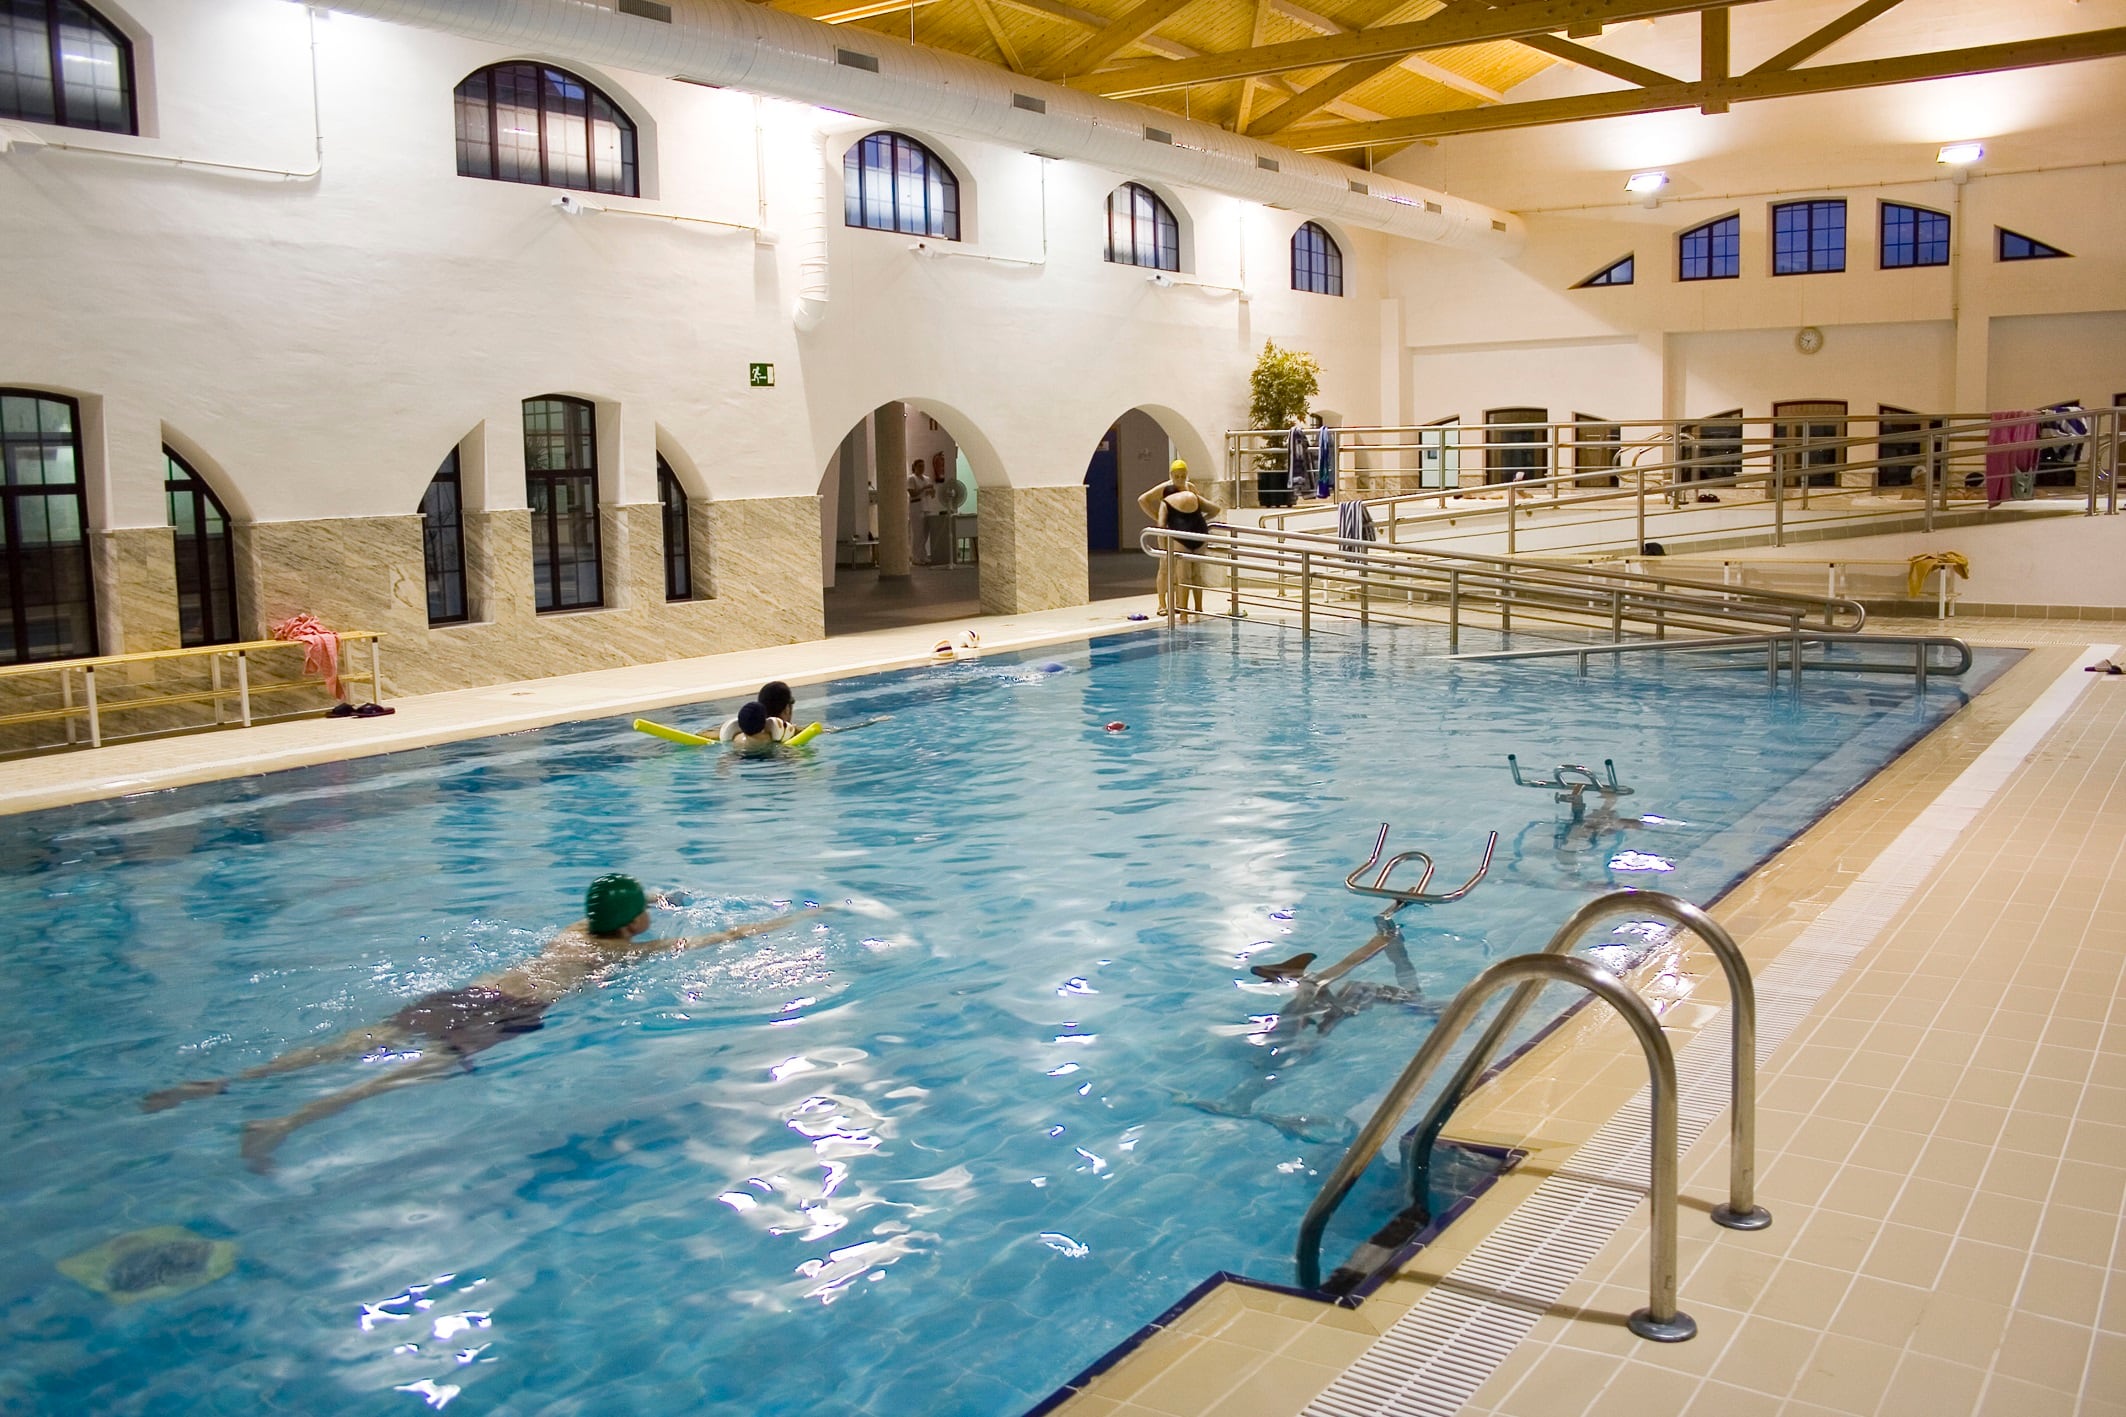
[325,702,397,717]
[2085,660,2124,675]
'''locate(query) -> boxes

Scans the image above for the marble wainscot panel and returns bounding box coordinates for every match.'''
[978,486,1090,615]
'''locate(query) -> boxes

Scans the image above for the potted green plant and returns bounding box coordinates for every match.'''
[1249,339,1320,507]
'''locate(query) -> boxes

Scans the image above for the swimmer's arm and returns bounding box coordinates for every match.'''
[1199,495,1226,520]
[1135,484,1167,520]
[634,907,829,961]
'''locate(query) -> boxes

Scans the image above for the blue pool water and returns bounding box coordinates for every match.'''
[0,625,2011,1415]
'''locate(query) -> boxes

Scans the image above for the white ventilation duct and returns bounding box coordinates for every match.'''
[311,0,1524,255]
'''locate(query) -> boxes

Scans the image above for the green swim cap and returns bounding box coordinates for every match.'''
[585,874,648,934]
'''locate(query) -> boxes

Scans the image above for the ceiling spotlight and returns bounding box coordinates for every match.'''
[1624,170,1668,195]
[1936,142,1984,167]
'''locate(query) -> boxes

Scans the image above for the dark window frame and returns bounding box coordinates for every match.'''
[1679,408,1743,484]
[1876,404,1942,489]
[420,448,469,626]
[1576,254,1635,288]
[657,454,692,602]
[1484,406,1549,486]
[1773,400,1848,488]
[1771,199,1846,275]
[454,61,639,197]
[1678,215,1740,281]
[1879,202,1949,269]
[1104,181,1180,272]
[163,447,240,648]
[1997,227,2070,262]
[1571,414,1621,487]
[0,0,136,134]
[1290,221,1344,296]
[842,130,961,241]
[0,388,98,664]
[523,396,605,613]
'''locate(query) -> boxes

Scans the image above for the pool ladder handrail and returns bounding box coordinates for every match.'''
[1343,822,1499,914]
[1507,754,1634,821]
[1294,889,1769,1340]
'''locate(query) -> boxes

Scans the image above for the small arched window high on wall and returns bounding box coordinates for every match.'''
[0,1,135,134]
[523,396,603,612]
[0,390,97,663]
[1291,222,1343,296]
[843,131,960,240]
[657,455,692,602]
[164,449,239,648]
[454,62,638,196]
[420,450,469,625]
[1105,182,1179,272]
[1678,215,1740,281]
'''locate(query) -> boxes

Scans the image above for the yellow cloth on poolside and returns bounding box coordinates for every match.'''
[1907,551,1970,598]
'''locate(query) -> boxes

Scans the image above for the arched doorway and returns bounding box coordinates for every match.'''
[821,401,982,635]
[1082,407,1205,602]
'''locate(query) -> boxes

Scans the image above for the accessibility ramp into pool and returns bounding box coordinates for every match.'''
[1140,521,1972,689]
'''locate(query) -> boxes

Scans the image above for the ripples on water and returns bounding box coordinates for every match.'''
[0,626,2011,1414]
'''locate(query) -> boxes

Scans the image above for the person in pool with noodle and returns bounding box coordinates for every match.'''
[142,875,819,1171]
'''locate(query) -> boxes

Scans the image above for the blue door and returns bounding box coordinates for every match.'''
[1083,431,1119,550]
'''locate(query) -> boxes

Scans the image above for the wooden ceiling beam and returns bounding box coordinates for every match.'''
[1516,32,1675,88]
[1266,0,1507,105]
[1749,0,1904,75]
[1279,25,2126,149]
[1042,0,1201,77]
[1247,53,1402,133]
[1070,0,1768,96]
[969,0,1027,71]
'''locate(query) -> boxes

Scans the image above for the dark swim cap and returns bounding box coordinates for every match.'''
[585,874,648,934]
[759,681,794,717]
[737,701,769,735]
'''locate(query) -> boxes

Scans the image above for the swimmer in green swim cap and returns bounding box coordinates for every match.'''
[143,875,821,1172]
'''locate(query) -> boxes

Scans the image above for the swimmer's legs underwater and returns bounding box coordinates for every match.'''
[141,1021,422,1112]
[239,1051,461,1173]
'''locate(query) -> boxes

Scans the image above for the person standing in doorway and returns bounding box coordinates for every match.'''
[908,458,935,564]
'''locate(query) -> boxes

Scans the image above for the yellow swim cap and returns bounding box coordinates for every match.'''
[1170,458,1188,474]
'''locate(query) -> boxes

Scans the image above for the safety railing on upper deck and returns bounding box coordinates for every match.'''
[1140,520,1867,652]
[1216,407,2122,561]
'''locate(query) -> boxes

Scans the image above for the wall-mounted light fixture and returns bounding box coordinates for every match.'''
[1937,141,1984,184]
[1625,170,1667,208]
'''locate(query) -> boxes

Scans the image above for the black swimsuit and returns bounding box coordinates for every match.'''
[386,986,552,1061]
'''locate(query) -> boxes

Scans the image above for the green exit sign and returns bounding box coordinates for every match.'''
[748,362,775,387]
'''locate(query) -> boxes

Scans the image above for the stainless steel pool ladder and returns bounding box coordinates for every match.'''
[1507,754,1635,822]
[1294,889,1770,1342]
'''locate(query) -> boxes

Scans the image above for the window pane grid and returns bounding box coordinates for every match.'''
[1,1,133,134]
[164,450,238,647]
[455,61,638,198]
[1880,203,1950,269]
[0,390,95,663]
[524,398,602,612]
[1679,216,1739,281]
[658,457,691,602]
[843,131,960,241]
[421,449,468,625]
[1104,182,1178,272]
[1290,222,1343,296]
[1772,199,1845,275]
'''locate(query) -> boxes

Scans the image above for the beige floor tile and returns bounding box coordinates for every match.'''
[1583,1361,1700,1416]
[1873,1355,1988,1417]
[1788,1333,1905,1413]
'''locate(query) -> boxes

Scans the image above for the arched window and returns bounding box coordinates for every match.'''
[0,1,135,134]
[164,449,239,648]
[1678,215,1740,281]
[523,397,602,612]
[842,131,960,240]
[1105,182,1178,272]
[420,450,468,625]
[1291,222,1343,296]
[1771,199,1845,275]
[657,455,692,602]
[454,62,638,197]
[0,390,97,663]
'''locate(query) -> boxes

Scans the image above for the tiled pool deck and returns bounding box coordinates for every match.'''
[4,610,2117,1416]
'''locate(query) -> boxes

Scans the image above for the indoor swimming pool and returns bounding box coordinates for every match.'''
[0,625,2014,1415]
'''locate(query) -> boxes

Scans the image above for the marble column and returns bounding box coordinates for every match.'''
[874,405,910,578]
[977,486,1090,615]
[96,526,182,653]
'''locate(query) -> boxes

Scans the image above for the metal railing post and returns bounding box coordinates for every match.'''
[1228,538,1240,618]
[1505,483,1517,557]
[1636,466,1646,552]
[1299,549,1312,638]
[1448,568,1460,654]
[369,637,383,705]
[238,650,253,726]
[210,653,225,724]
[1773,457,1786,547]
[85,665,100,748]
[61,667,76,745]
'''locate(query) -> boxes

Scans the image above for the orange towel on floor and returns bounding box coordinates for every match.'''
[1906,552,1969,598]
[269,614,342,699]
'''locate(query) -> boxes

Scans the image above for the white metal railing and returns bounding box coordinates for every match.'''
[1220,408,2122,561]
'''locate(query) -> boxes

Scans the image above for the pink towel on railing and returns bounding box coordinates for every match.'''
[269,614,342,699]
[1984,412,2040,506]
